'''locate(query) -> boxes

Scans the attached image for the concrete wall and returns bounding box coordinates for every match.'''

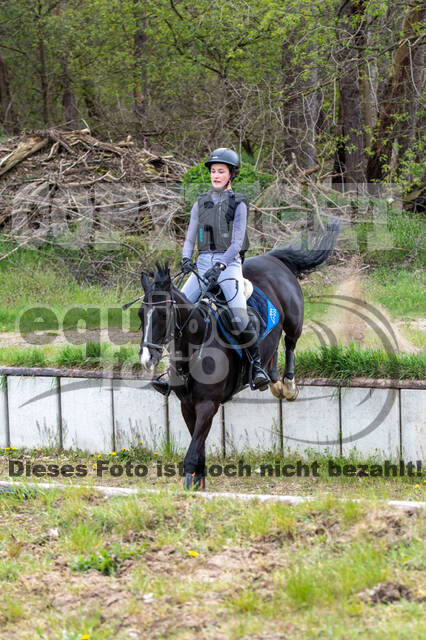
[113,379,167,452]
[61,377,113,453]
[0,377,8,448]
[283,386,340,457]
[401,389,426,462]
[341,387,400,459]
[0,374,425,460]
[224,388,280,453]
[8,376,60,449]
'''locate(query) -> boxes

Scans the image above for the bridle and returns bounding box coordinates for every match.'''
[139,295,177,354]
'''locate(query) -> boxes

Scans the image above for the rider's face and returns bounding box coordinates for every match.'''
[210,163,231,190]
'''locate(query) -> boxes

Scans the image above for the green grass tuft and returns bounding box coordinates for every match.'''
[291,344,425,381]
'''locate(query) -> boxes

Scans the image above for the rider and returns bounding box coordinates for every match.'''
[154,147,269,394]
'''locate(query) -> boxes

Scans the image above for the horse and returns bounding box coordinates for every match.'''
[138,221,340,490]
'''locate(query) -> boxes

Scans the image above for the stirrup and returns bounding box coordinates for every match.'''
[247,357,269,392]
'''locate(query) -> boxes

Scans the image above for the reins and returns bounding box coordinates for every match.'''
[122,264,239,357]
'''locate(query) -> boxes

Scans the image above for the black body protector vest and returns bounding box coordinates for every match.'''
[196,191,250,260]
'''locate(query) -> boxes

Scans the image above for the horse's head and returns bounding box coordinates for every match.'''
[139,262,174,372]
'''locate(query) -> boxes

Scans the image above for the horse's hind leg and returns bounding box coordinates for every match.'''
[268,349,285,399]
[282,335,299,401]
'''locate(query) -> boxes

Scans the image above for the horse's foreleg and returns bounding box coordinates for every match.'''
[181,402,205,488]
[183,399,219,490]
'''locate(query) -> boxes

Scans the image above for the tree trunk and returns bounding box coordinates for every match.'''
[395,33,424,177]
[282,30,319,170]
[366,4,425,182]
[332,0,367,186]
[360,29,377,152]
[0,56,19,134]
[82,78,102,128]
[133,0,147,136]
[60,55,79,129]
[37,27,50,125]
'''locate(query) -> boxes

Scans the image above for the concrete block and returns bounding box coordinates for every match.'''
[61,377,113,453]
[401,389,426,463]
[168,393,222,455]
[283,385,340,456]
[341,387,399,459]
[0,377,8,448]
[8,376,60,449]
[113,380,167,451]
[224,388,281,454]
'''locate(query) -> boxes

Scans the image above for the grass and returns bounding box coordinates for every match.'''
[281,541,388,608]
[1,446,425,503]
[70,545,137,576]
[284,344,425,381]
[0,342,424,379]
[0,234,176,332]
[0,342,143,370]
[366,267,425,318]
[0,485,424,638]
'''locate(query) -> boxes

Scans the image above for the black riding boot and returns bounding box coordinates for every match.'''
[151,376,170,396]
[151,368,189,397]
[239,319,270,391]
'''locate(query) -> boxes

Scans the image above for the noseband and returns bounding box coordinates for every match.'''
[139,297,177,353]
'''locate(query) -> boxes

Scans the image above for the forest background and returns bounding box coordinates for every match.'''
[0,0,424,196]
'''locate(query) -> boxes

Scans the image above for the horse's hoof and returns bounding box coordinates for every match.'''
[283,377,299,401]
[183,473,193,490]
[193,475,206,491]
[269,381,285,399]
[182,473,206,491]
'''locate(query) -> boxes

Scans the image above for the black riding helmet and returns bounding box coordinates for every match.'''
[205,148,241,181]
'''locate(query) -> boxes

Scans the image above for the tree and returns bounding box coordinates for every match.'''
[366,1,425,182]
[0,55,19,134]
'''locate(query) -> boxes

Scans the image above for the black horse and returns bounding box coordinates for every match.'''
[138,221,340,489]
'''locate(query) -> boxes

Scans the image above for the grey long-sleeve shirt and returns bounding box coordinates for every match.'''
[182,188,247,266]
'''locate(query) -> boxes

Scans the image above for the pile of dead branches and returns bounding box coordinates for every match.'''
[0,127,189,241]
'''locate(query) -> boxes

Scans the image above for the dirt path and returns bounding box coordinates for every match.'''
[0,327,139,348]
[301,259,420,353]
[329,276,418,353]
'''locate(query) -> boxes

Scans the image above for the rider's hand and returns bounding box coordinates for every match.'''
[204,262,225,285]
[181,257,195,274]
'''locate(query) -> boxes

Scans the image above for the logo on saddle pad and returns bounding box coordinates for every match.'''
[269,306,278,324]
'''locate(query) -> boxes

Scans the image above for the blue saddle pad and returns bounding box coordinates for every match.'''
[247,284,280,343]
[208,284,280,357]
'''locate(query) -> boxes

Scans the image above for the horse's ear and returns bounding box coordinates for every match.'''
[141,271,151,292]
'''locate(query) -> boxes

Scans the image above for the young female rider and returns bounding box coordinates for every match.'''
[154,148,269,395]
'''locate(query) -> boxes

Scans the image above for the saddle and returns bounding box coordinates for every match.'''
[156,278,279,403]
[200,278,265,353]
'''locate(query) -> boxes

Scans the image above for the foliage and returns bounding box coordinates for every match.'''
[69,545,135,576]
[0,0,422,193]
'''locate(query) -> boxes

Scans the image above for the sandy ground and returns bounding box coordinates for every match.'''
[322,275,419,353]
[0,327,139,348]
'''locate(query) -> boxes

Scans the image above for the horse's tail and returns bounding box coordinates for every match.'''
[267,219,341,276]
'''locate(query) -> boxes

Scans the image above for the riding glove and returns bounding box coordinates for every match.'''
[204,262,225,285]
[181,257,195,274]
